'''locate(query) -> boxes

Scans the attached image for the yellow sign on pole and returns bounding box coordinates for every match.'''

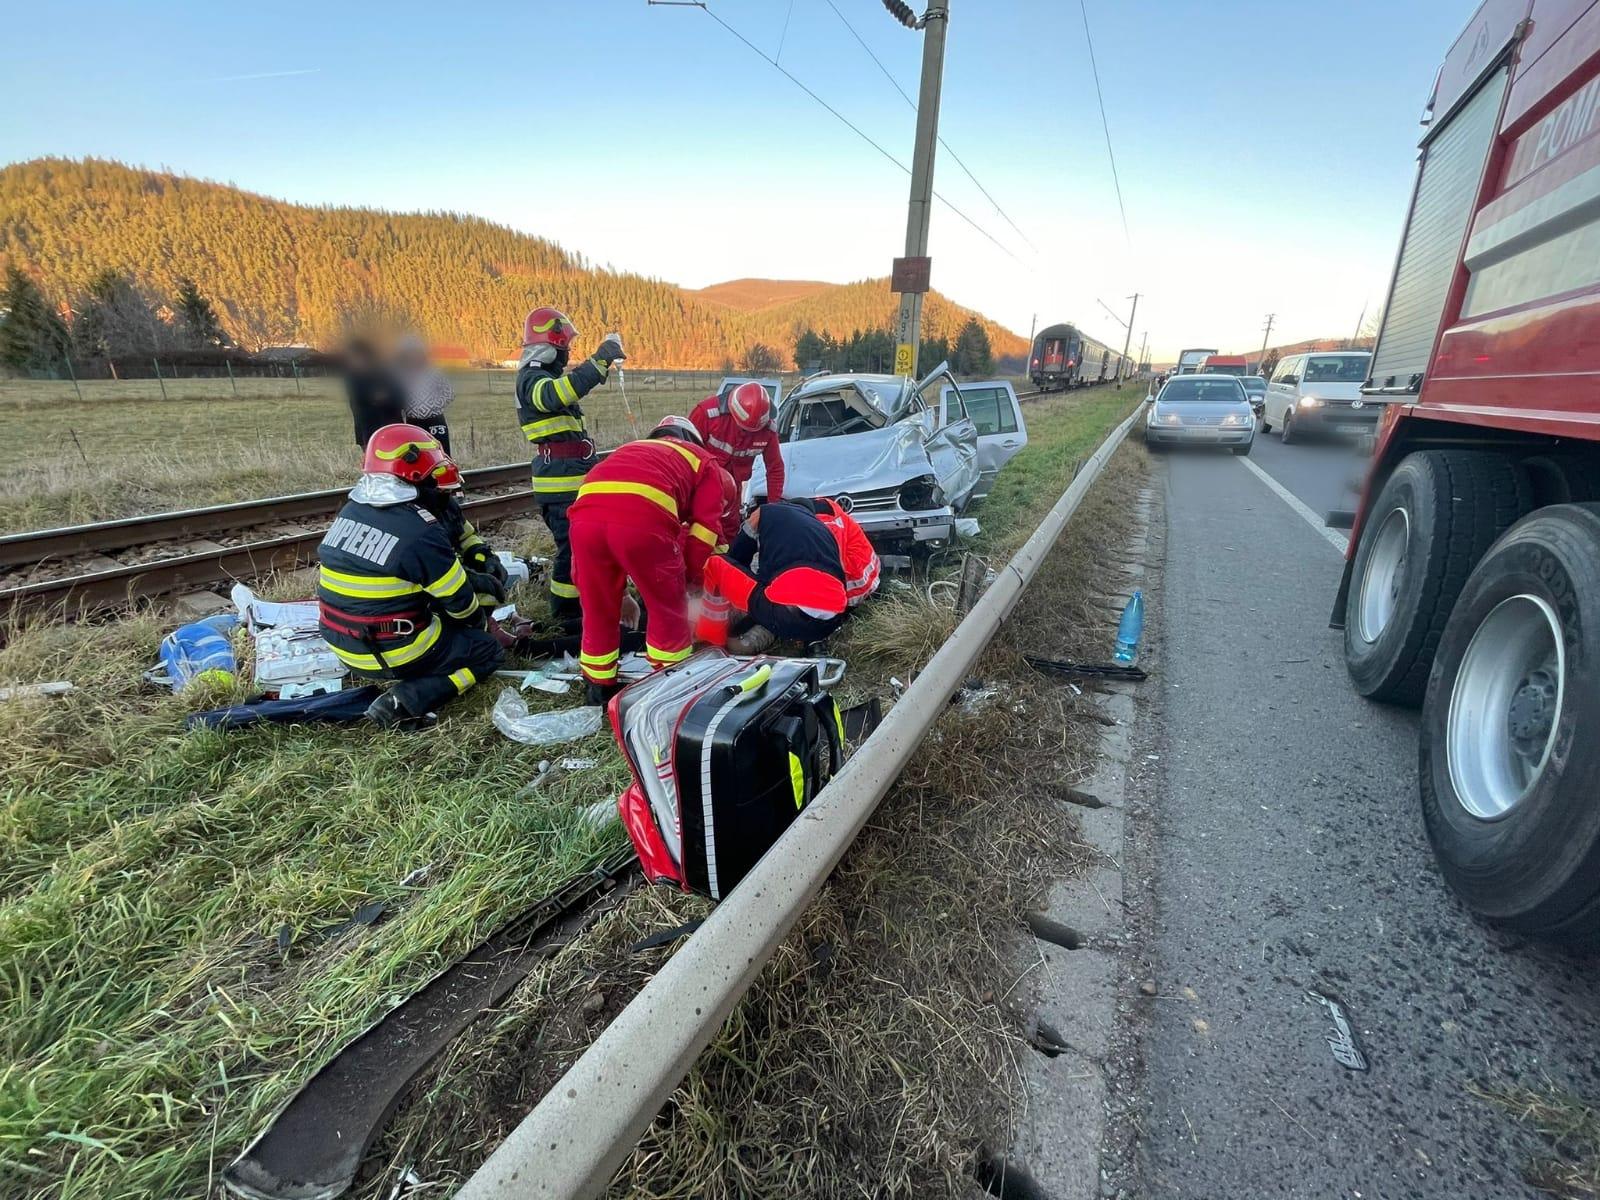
[894,342,915,375]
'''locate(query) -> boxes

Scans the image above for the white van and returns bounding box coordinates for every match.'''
[1262,351,1376,443]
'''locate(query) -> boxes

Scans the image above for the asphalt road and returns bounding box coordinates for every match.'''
[1131,442,1600,1199]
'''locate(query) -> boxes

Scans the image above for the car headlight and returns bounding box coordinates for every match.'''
[1221,412,1248,426]
[898,474,946,511]
[1161,411,1182,425]
[1298,396,1321,408]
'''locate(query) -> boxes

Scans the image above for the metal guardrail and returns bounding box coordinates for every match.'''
[455,398,1148,1200]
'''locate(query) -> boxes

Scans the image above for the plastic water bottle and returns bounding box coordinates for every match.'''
[1113,590,1144,665]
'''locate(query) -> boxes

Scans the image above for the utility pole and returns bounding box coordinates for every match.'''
[891,1,950,379]
[1259,312,1276,366]
[1137,330,1148,373]
[1350,301,1367,349]
[1118,293,1139,381]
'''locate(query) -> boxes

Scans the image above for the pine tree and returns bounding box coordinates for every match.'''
[0,266,70,371]
[740,343,783,374]
[174,277,227,348]
[954,318,993,376]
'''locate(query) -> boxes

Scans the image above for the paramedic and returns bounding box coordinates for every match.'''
[515,307,626,623]
[702,500,849,654]
[567,415,736,701]
[317,424,504,729]
[688,380,785,508]
[785,496,880,607]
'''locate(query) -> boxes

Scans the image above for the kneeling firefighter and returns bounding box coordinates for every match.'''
[702,500,849,654]
[318,424,505,728]
[785,496,880,607]
[567,415,736,700]
[515,307,626,624]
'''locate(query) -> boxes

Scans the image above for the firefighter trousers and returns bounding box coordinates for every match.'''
[538,498,581,624]
[569,516,692,684]
[388,625,505,716]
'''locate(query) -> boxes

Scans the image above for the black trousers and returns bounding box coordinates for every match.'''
[539,498,582,625]
[746,595,848,644]
[389,625,504,716]
[418,419,450,454]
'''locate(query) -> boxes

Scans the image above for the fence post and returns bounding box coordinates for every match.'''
[64,356,83,403]
[226,359,238,397]
[292,360,303,395]
[153,358,168,402]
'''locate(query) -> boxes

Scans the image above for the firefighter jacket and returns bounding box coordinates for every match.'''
[317,494,481,673]
[687,393,786,498]
[792,497,880,606]
[715,499,847,617]
[515,355,610,501]
[569,438,730,583]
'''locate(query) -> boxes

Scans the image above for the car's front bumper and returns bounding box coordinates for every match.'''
[1146,423,1254,446]
[1288,405,1381,437]
[854,507,957,545]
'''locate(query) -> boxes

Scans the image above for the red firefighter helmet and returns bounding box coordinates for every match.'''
[726,381,772,432]
[363,424,461,490]
[521,306,578,351]
[648,414,705,445]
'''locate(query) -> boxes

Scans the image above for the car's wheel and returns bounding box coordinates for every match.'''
[1344,450,1532,706]
[1419,504,1600,942]
[1280,409,1298,443]
[1260,416,1273,433]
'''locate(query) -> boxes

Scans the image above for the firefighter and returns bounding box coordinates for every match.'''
[515,307,626,623]
[317,424,505,728]
[784,496,881,607]
[688,380,785,505]
[567,415,735,701]
[702,500,849,654]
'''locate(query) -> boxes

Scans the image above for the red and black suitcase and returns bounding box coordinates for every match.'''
[609,650,844,900]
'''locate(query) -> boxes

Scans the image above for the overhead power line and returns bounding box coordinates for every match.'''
[823,0,1038,254]
[1077,0,1130,242]
[684,3,1025,265]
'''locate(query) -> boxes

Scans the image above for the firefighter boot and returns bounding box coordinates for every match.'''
[727,623,776,655]
[365,690,438,732]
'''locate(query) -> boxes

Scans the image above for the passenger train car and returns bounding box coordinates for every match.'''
[1028,323,1127,391]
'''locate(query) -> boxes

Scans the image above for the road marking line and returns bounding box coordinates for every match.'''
[1237,455,1349,554]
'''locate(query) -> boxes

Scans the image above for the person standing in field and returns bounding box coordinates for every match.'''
[397,334,456,453]
[514,307,626,625]
[688,380,785,518]
[344,338,407,450]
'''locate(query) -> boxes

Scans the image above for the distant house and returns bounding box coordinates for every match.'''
[255,344,318,363]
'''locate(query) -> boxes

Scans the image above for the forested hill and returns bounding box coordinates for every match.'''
[0,158,1028,368]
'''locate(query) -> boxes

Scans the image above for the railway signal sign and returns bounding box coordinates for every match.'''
[891,256,931,295]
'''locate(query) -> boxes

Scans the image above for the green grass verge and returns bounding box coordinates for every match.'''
[0,383,1140,1199]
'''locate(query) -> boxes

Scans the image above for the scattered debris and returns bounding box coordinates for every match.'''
[954,517,981,538]
[399,865,433,888]
[631,918,706,954]
[579,799,618,831]
[491,690,603,746]
[0,680,75,702]
[321,900,387,941]
[148,613,237,690]
[385,1165,425,1200]
[839,696,884,743]
[1306,989,1369,1071]
[955,679,1000,714]
[581,990,606,1016]
[1024,654,1148,683]
[1140,980,1159,997]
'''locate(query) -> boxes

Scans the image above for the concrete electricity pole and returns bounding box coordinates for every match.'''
[1138,331,1148,374]
[1118,293,1140,381]
[891,1,950,379]
[1259,312,1276,365]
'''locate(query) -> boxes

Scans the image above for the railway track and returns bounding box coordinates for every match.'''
[0,463,536,624]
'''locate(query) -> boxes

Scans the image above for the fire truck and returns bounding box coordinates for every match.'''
[1338,0,1600,941]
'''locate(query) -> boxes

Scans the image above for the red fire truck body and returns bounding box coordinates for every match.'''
[1342,0,1600,941]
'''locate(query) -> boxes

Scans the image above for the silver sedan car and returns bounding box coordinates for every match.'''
[1144,374,1255,455]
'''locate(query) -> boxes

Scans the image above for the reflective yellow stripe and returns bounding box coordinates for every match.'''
[424,559,468,598]
[554,374,579,405]
[521,413,584,439]
[650,439,703,468]
[583,663,618,681]
[328,616,443,670]
[449,667,477,693]
[318,567,422,599]
[533,474,588,494]
[581,649,619,666]
[646,643,692,664]
[528,313,569,334]
[372,437,439,461]
[443,594,480,619]
[688,522,718,547]
[549,579,581,599]
[787,751,805,809]
[589,357,610,376]
[576,480,678,516]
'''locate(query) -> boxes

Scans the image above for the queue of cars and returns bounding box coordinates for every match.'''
[1144,348,1376,455]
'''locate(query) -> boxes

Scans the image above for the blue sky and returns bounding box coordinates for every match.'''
[4,0,1473,359]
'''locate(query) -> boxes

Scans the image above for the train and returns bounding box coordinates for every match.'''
[1028,323,1129,391]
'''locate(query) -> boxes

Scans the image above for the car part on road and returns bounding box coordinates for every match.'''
[1305,990,1368,1071]
[1344,450,1532,706]
[1022,655,1148,683]
[222,848,641,1200]
[1419,504,1600,942]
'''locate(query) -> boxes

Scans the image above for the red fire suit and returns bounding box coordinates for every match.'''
[804,497,881,606]
[568,438,731,683]
[688,393,786,504]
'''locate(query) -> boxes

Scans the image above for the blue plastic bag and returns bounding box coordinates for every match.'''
[153,613,239,690]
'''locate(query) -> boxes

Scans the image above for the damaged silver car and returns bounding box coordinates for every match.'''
[747,362,981,550]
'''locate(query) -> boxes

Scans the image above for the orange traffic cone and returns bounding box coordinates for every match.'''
[695,588,730,648]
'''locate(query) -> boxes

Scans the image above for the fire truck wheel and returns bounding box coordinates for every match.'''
[1419,504,1600,943]
[1522,453,1600,505]
[1344,450,1532,706]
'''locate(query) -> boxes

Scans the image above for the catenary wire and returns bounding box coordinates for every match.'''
[695,3,1027,265]
[1078,0,1130,241]
[822,0,1039,254]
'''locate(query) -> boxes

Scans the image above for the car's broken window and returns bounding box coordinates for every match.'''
[785,387,891,441]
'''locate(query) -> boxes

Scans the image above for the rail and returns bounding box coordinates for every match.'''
[455,397,1148,1200]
